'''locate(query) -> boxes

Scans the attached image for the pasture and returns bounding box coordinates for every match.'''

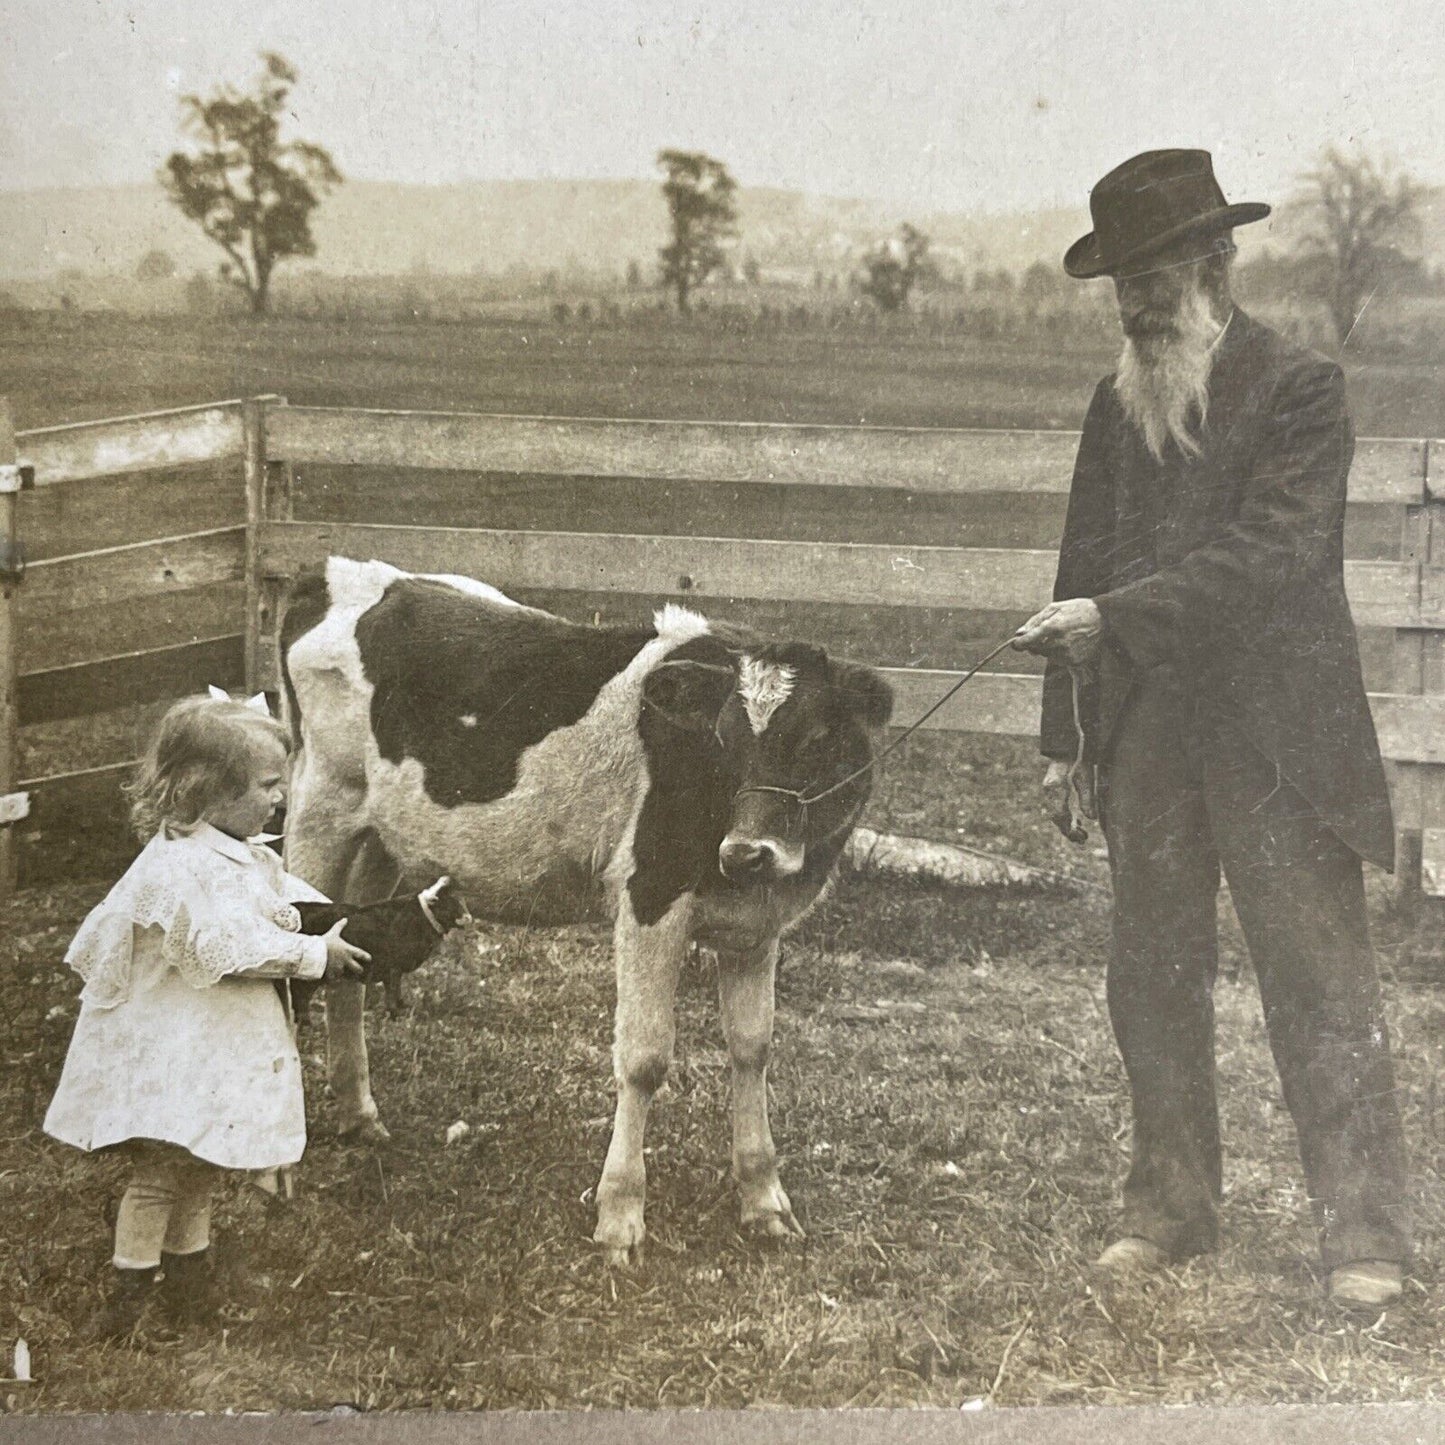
[0,308,1442,1414]
[2,302,1444,437]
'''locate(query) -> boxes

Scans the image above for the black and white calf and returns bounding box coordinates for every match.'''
[280,557,892,1263]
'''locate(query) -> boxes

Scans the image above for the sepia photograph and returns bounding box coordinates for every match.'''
[0,1,1442,1438]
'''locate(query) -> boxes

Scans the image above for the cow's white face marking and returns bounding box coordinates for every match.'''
[738,656,796,735]
[459,714,478,729]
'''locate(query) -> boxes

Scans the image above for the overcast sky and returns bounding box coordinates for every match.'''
[4,0,1443,214]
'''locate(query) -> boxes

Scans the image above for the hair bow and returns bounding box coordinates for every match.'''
[208,684,273,717]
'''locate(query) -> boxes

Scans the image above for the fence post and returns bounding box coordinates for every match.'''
[242,396,286,698]
[0,400,18,895]
[1390,451,1431,901]
[1420,439,1445,919]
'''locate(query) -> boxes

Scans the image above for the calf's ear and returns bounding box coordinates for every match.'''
[831,661,893,727]
[642,658,735,732]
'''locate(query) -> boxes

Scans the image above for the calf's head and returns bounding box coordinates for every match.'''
[641,640,893,887]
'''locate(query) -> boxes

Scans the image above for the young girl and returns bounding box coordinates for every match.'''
[44,694,371,1340]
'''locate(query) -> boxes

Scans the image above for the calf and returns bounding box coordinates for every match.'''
[287,876,471,1023]
[280,557,892,1264]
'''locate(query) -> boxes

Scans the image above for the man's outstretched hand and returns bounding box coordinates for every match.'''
[1013,598,1103,665]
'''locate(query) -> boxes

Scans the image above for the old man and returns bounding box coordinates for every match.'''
[1013,149,1410,1307]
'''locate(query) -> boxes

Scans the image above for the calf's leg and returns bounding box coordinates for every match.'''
[326,831,404,1140]
[718,940,802,1239]
[284,775,386,1142]
[594,892,690,1266]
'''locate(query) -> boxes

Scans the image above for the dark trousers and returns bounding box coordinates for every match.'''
[1098,672,1410,1268]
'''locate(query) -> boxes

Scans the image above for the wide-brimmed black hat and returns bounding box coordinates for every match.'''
[1064,149,1270,280]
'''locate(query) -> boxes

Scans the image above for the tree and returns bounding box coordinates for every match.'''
[184,270,216,314]
[859,223,930,311]
[160,52,341,317]
[1019,259,1061,303]
[1291,147,1424,345]
[656,150,738,312]
[135,249,177,281]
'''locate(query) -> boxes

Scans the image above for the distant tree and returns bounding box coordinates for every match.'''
[742,254,761,285]
[859,223,930,311]
[184,270,216,313]
[625,259,643,290]
[160,52,342,317]
[1291,147,1424,345]
[135,248,177,281]
[970,266,1017,297]
[1019,259,1061,303]
[656,149,738,312]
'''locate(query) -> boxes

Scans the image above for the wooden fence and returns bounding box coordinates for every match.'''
[6,395,1444,894]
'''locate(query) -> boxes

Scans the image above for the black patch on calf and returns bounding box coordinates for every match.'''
[355,579,653,807]
[629,635,739,925]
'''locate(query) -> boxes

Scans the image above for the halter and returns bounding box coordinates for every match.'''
[727,632,1025,822]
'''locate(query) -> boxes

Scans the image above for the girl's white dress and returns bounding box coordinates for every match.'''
[44,823,332,1171]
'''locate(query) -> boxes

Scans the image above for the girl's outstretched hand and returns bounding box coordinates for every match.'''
[321,919,372,982]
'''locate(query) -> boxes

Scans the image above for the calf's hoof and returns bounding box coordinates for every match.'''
[337,1116,392,1146]
[594,1197,646,1269]
[742,1205,805,1242]
[739,1181,804,1241]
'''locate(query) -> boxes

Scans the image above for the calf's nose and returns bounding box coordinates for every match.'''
[719,838,775,880]
[719,835,804,882]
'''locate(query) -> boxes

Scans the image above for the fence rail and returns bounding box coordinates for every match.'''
[6,396,1444,893]
[16,401,248,487]
[258,522,1421,625]
[268,405,1429,505]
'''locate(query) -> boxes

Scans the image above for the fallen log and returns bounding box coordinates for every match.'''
[843,827,1103,894]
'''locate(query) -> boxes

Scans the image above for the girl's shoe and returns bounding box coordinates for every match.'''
[88,1266,157,1342]
[159,1248,222,1329]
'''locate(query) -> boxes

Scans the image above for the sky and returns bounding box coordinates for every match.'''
[4,0,1443,215]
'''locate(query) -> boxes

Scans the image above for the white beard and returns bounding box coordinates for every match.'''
[1114,287,1223,463]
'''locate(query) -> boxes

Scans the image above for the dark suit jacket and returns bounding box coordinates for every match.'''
[1040,308,1395,870]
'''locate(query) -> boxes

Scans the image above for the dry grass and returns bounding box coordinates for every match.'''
[2,734,1442,1414]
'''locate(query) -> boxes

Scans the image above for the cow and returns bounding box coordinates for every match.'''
[279,556,893,1264]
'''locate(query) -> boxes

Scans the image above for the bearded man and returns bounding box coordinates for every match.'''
[1013,149,1410,1308]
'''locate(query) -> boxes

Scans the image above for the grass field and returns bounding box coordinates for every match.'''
[0,309,1442,1414]
[3,734,1442,1413]
[2,305,1442,436]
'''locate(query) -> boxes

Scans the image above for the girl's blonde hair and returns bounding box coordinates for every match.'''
[125,695,291,840]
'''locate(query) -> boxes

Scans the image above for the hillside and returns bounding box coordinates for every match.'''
[2,177,1438,286]
[0,178,1086,283]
